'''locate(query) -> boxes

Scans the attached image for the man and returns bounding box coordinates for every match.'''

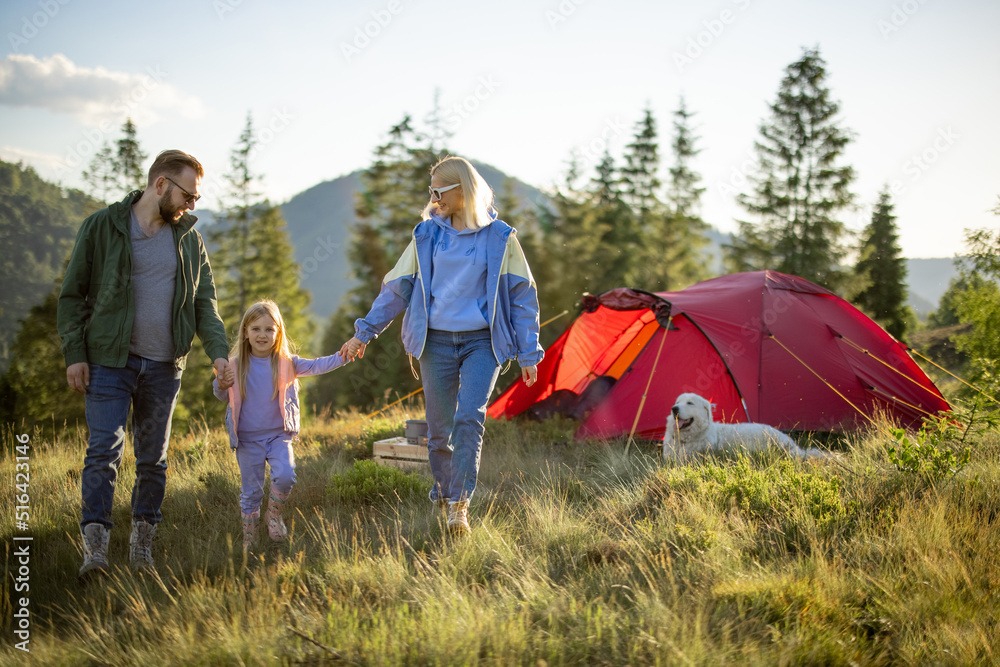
[58,149,234,577]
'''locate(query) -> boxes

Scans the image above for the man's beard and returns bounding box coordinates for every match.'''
[158,193,184,223]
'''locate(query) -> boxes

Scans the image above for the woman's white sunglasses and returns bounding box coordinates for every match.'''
[428,183,461,200]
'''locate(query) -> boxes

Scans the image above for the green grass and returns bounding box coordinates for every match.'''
[2,406,999,665]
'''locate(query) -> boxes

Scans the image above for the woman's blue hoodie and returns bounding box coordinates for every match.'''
[353,213,544,367]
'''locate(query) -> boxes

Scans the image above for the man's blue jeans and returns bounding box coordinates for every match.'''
[420,329,500,504]
[82,355,182,529]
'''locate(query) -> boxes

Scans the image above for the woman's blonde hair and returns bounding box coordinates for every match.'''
[421,156,496,229]
[230,299,296,400]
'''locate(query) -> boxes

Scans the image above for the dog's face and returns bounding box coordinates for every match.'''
[664,392,714,452]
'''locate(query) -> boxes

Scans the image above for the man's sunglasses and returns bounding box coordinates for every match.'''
[428,183,461,201]
[164,176,201,204]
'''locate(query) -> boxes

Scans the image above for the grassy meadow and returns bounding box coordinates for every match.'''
[2,395,999,665]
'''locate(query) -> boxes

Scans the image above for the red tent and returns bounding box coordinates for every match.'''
[489,271,950,440]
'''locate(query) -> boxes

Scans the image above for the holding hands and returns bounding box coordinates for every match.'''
[339,336,366,361]
[336,336,535,388]
[214,358,235,391]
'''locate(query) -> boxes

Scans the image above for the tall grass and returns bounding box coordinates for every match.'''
[2,406,998,665]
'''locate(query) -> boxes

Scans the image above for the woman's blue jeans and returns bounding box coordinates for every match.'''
[81,355,182,529]
[420,329,500,504]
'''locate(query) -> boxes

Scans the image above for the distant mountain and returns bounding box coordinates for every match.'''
[279,172,360,323]
[905,257,960,316]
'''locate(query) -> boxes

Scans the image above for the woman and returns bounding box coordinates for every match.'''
[341,156,543,535]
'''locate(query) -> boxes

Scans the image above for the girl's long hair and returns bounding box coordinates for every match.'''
[230,299,296,400]
[421,156,496,229]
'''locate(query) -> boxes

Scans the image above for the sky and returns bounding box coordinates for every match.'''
[1,0,997,259]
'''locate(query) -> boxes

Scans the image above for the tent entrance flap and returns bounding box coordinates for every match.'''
[605,319,659,381]
[577,315,746,441]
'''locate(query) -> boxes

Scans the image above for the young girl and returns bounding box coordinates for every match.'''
[214,300,349,548]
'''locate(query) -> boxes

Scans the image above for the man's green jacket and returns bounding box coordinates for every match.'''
[57,190,229,370]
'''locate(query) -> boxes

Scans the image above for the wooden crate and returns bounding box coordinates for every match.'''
[373,436,429,472]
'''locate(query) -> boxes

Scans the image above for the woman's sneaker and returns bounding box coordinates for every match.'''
[432,497,449,519]
[447,501,471,536]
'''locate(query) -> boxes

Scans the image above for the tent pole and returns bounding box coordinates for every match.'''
[837,334,974,403]
[540,309,570,329]
[907,347,999,404]
[625,319,672,455]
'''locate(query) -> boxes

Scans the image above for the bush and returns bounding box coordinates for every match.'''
[887,416,971,481]
[326,459,431,506]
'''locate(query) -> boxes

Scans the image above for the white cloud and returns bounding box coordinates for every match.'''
[0,53,205,125]
[0,145,61,168]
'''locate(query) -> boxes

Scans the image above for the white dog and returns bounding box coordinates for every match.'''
[663,393,832,460]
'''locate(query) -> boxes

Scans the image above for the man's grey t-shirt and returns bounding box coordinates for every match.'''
[128,207,176,361]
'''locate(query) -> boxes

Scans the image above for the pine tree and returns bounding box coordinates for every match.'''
[0,287,87,430]
[620,107,661,220]
[586,151,637,291]
[210,112,313,343]
[424,88,453,158]
[649,98,711,291]
[212,112,261,327]
[183,112,313,422]
[81,142,119,204]
[115,118,147,192]
[726,48,856,290]
[546,159,612,307]
[949,222,1000,385]
[853,188,909,339]
[496,177,565,350]
[314,116,437,411]
[616,108,659,285]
